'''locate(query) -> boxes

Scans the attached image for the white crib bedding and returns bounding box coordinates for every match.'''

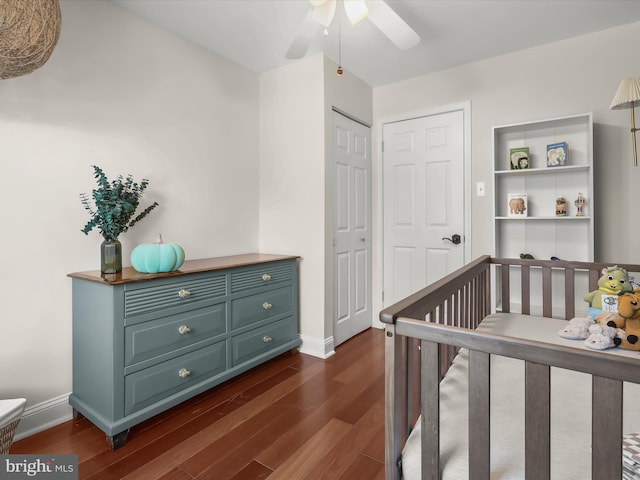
[400,313,640,480]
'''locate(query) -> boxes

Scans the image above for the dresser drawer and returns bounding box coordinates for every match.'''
[230,261,293,293]
[124,274,226,323]
[124,303,226,367]
[232,317,296,366]
[231,286,293,330]
[125,341,226,415]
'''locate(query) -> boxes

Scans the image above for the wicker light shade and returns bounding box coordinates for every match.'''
[0,0,61,80]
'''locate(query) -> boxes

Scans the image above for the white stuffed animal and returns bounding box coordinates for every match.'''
[584,323,620,350]
[558,317,595,340]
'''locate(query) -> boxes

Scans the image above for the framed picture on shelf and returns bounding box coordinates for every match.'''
[509,147,530,170]
[547,142,568,167]
[508,193,527,217]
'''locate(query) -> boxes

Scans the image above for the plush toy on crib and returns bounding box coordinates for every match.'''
[558,312,625,349]
[615,288,640,351]
[583,266,634,318]
[584,323,621,350]
[558,316,595,339]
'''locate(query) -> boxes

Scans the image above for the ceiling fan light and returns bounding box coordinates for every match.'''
[344,0,369,25]
[311,0,337,27]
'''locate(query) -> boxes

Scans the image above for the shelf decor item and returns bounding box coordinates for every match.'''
[547,142,568,167]
[0,0,61,79]
[509,147,530,170]
[555,197,568,216]
[131,234,185,273]
[80,165,159,274]
[575,193,586,216]
[508,193,527,217]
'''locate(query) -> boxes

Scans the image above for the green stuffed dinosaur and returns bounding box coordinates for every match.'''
[584,266,633,310]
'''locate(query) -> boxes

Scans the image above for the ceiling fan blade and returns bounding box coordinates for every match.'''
[367,0,420,50]
[285,9,323,59]
[311,0,337,27]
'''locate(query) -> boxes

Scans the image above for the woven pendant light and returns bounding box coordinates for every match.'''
[0,0,61,80]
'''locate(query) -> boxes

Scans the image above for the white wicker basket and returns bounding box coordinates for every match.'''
[0,399,26,454]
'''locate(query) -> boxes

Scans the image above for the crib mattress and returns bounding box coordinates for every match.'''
[400,313,640,480]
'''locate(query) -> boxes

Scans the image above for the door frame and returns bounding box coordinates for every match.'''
[374,101,472,324]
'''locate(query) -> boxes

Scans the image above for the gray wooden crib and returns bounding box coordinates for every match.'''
[380,255,640,480]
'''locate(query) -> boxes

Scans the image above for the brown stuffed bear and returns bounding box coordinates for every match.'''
[615,288,640,351]
[596,311,626,330]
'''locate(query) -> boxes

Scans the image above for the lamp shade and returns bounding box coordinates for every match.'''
[610,76,640,110]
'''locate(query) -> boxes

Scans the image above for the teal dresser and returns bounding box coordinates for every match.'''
[68,253,300,449]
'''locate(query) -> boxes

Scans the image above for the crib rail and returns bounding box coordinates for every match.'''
[380,256,640,480]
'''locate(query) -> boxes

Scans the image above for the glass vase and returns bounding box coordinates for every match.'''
[101,239,122,274]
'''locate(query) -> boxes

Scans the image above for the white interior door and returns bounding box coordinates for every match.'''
[333,110,372,346]
[383,109,466,305]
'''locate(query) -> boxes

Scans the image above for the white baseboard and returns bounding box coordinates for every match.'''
[14,393,73,442]
[298,334,335,359]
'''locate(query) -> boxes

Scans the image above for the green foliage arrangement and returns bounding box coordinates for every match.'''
[80,165,159,241]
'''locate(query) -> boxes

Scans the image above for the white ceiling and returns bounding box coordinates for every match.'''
[111,0,640,87]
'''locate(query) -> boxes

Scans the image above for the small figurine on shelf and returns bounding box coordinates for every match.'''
[575,193,586,216]
[555,197,567,216]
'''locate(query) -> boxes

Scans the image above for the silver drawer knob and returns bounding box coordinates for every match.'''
[178,325,191,335]
[178,289,191,298]
[262,273,271,281]
[263,335,272,343]
[178,368,191,378]
[263,302,272,310]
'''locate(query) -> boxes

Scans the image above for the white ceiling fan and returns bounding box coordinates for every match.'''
[285,0,420,60]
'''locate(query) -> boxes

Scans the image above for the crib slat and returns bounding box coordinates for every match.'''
[422,340,440,480]
[469,350,490,480]
[501,265,510,313]
[542,266,552,317]
[592,376,622,480]
[384,326,404,480]
[525,362,550,480]
[564,267,575,319]
[521,265,531,315]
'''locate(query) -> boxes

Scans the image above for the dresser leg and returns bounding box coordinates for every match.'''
[108,429,130,450]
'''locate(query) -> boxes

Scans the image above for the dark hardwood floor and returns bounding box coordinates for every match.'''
[11,328,386,480]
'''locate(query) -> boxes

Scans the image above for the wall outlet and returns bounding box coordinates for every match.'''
[476,181,486,197]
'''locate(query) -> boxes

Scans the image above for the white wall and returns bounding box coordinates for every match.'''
[259,54,373,357]
[0,0,260,436]
[259,55,328,355]
[372,21,640,319]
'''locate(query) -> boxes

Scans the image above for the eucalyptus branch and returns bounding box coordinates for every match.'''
[80,165,158,241]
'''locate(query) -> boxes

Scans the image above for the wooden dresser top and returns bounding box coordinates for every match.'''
[68,253,299,285]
